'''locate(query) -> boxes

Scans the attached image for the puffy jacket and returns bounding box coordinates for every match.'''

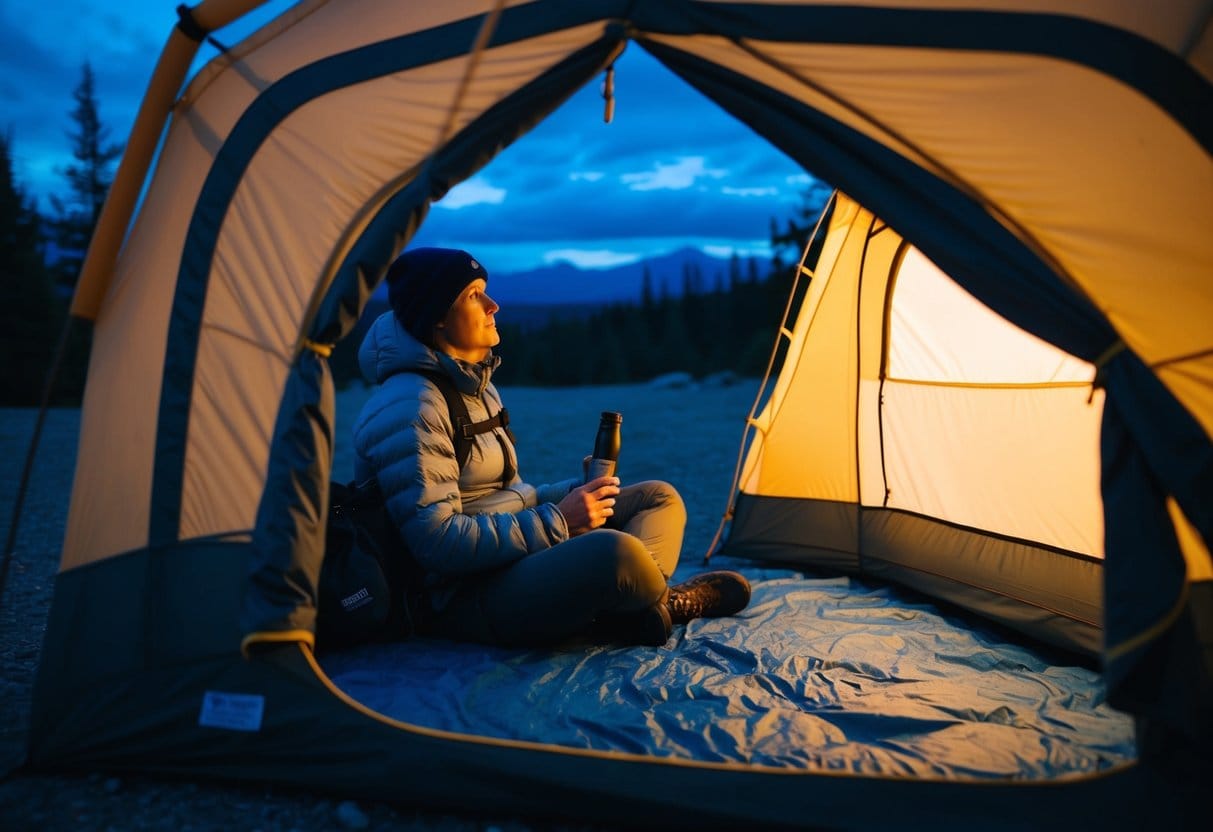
[352,312,577,589]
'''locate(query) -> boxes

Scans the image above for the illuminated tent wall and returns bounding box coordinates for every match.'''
[724,193,1108,658]
[30,0,1211,827]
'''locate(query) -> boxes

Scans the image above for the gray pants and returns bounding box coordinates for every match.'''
[423,481,686,646]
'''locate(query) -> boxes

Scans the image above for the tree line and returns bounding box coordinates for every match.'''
[1,60,831,405]
[490,255,792,387]
[329,187,830,392]
[2,64,118,406]
[481,184,831,388]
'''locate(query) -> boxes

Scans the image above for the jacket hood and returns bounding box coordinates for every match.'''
[357,310,500,395]
[358,311,440,384]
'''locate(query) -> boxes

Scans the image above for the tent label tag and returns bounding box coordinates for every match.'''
[199,690,265,732]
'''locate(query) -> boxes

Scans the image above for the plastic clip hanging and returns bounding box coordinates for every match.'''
[1088,338,1126,404]
[601,62,616,124]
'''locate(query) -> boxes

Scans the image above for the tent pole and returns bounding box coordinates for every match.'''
[70,0,267,321]
[703,190,837,563]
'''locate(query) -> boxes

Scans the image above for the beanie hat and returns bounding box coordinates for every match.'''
[386,247,488,345]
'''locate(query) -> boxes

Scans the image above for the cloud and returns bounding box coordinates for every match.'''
[722,186,779,197]
[620,156,727,191]
[435,176,507,210]
[425,237,775,275]
[703,243,772,260]
[542,248,642,269]
[569,171,605,182]
[412,160,805,249]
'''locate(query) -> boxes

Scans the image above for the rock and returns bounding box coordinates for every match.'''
[335,800,369,829]
[701,370,739,387]
[647,371,694,389]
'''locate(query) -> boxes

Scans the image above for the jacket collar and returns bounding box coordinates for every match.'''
[435,350,499,397]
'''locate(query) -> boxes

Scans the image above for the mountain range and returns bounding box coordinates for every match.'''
[362,247,773,329]
[489,246,762,306]
[372,247,767,304]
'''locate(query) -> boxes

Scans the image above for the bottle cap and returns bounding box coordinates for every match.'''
[600,411,622,423]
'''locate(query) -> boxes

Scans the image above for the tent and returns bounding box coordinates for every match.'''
[28,0,1211,827]
[720,191,1109,661]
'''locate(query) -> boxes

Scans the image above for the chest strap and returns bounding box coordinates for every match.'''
[412,369,517,476]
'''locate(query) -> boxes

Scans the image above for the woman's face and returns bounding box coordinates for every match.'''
[433,278,500,362]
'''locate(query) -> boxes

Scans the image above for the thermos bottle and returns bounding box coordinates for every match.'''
[586,411,622,481]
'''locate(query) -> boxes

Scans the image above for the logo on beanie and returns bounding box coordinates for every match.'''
[470,259,480,270]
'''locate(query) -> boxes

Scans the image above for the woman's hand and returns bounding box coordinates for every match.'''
[557,476,620,537]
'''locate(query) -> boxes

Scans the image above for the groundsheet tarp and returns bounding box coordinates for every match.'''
[319,561,1135,777]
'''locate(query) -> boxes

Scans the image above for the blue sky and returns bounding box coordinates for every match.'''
[1,1,820,273]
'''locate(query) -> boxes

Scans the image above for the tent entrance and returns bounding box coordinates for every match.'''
[715,193,1104,658]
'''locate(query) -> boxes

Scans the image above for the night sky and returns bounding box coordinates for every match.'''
[2,1,819,272]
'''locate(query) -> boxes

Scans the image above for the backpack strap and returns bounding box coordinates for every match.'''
[411,368,515,471]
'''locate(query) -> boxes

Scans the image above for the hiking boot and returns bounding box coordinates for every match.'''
[665,571,751,625]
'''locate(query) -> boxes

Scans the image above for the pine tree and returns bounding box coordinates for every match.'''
[48,62,123,294]
[617,305,657,382]
[590,319,628,385]
[640,265,655,310]
[0,133,61,405]
[769,179,833,268]
[728,251,742,292]
[654,296,695,376]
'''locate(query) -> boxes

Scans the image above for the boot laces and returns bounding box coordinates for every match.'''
[669,583,715,620]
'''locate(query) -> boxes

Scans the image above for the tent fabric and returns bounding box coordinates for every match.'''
[727,496,1106,656]
[655,58,1208,700]
[30,0,1213,825]
[724,195,1108,657]
[63,0,1213,567]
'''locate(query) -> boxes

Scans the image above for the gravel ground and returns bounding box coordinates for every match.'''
[0,378,758,831]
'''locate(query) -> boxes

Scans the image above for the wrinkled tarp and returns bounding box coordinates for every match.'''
[320,562,1135,777]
